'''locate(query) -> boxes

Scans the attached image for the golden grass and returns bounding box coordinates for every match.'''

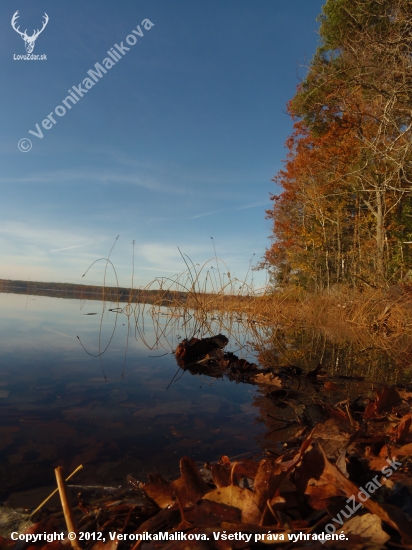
[81,241,412,378]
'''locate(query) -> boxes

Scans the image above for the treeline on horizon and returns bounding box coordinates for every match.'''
[263,0,412,291]
[0,279,250,306]
[0,279,183,304]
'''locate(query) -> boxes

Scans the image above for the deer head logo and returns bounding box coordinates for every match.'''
[11,11,49,54]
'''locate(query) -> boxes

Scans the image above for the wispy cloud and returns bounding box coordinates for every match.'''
[0,169,185,194]
[50,239,107,253]
[189,200,270,219]
[190,209,222,219]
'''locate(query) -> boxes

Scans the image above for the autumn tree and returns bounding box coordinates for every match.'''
[265,0,412,289]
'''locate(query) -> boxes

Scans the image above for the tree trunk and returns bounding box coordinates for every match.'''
[376,188,385,282]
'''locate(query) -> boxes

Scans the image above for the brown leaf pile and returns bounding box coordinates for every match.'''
[1,383,412,550]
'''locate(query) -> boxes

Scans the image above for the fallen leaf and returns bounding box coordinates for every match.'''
[134,506,181,537]
[209,457,259,489]
[393,414,412,444]
[253,459,284,518]
[204,432,314,526]
[336,513,389,545]
[202,484,261,524]
[141,456,210,508]
[396,442,412,456]
[366,453,390,471]
[364,385,402,419]
[235,460,260,480]
[210,463,231,488]
[305,445,412,544]
[253,374,282,386]
[185,499,241,527]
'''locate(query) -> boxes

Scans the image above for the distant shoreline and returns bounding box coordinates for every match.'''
[0,278,181,304]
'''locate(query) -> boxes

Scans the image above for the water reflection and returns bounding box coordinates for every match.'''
[0,293,262,505]
[1,289,411,509]
[256,325,412,383]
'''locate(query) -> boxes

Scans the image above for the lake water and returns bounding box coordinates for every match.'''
[0,292,264,506]
[1,291,410,511]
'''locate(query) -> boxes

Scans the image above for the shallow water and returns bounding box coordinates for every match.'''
[0,293,264,505]
[1,291,410,511]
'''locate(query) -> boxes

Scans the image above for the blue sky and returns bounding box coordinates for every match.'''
[1,1,323,289]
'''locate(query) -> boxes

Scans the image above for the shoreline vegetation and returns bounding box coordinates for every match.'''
[2,277,412,334]
[3,276,412,382]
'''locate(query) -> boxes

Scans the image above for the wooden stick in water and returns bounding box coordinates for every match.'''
[55,466,82,550]
[30,464,83,517]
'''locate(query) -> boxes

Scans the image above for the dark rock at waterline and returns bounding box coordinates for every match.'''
[175,334,229,367]
[175,334,258,380]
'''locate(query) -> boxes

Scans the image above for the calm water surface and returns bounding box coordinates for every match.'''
[1,291,410,509]
[0,293,263,504]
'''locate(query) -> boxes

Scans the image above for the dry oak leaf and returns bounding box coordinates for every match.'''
[204,431,314,525]
[204,458,289,525]
[305,445,412,545]
[141,456,210,509]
